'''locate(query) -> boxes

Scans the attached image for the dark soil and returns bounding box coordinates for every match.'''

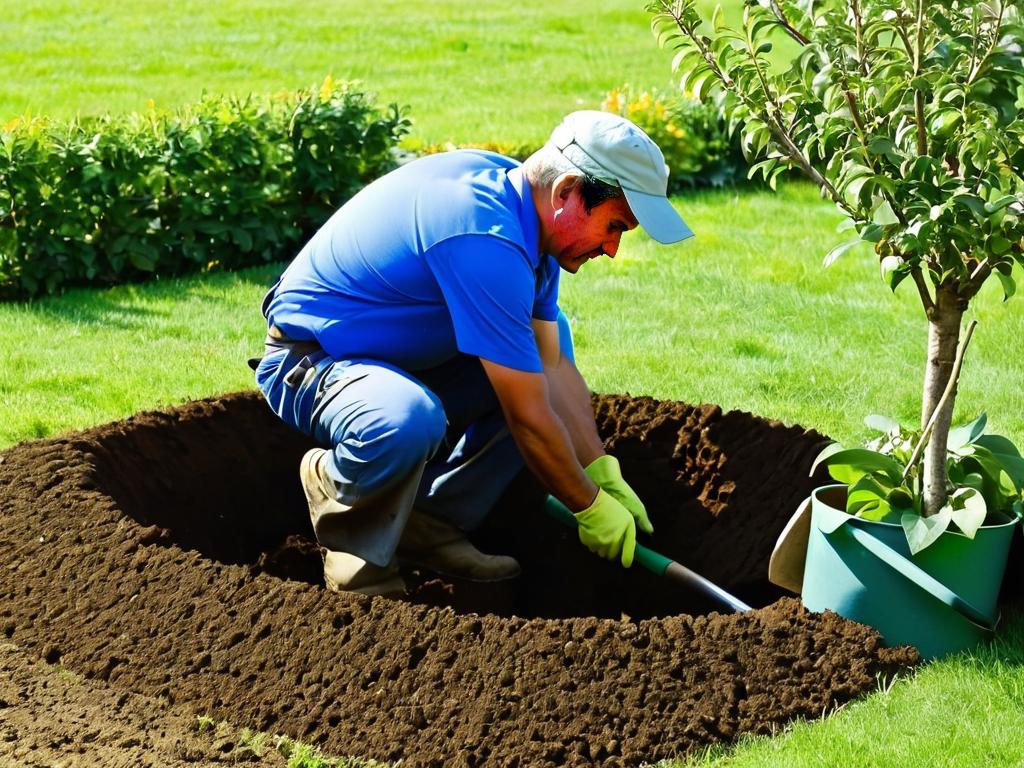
[0,391,919,767]
[0,640,292,767]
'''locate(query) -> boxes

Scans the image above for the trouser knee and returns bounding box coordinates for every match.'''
[321,380,447,500]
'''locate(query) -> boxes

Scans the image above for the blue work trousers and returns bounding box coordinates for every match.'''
[255,312,576,555]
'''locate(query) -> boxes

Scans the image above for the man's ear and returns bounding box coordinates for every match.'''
[550,172,581,210]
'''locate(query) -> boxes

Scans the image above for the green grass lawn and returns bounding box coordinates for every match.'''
[2,0,673,145]
[2,0,795,146]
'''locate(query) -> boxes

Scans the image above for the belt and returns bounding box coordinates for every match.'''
[247,325,322,371]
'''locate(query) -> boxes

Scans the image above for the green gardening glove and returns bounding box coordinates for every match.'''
[574,488,637,568]
[585,454,654,534]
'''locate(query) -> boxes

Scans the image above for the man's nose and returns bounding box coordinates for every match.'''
[602,233,622,258]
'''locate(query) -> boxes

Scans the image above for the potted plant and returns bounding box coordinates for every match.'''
[647,0,1024,657]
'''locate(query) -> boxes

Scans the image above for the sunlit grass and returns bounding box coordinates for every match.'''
[0,266,277,446]
[2,0,668,145]
[1,0,797,146]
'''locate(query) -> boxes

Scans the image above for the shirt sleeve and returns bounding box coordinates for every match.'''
[532,255,560,321]
[424,234,543,373]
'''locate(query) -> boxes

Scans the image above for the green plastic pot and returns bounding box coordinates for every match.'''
[801,484,1019,660]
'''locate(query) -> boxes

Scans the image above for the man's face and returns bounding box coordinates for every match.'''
[547,190,639,273]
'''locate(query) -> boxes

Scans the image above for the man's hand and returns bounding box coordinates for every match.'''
[585,455,653,535]
[574,488,637,567]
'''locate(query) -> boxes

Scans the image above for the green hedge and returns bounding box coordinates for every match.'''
[0,78,409,299]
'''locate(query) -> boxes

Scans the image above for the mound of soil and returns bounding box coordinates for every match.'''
[0,391,918,766]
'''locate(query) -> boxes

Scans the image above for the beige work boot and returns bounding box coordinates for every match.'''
[300,448,341,523]
[322,550,406,597]
[397,511,521,582]
[301,448,408,597]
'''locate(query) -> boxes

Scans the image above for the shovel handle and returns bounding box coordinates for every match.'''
[543,495,752,613]
[543,496,672,576]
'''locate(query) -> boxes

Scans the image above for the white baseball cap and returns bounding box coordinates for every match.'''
[548,110,694,244]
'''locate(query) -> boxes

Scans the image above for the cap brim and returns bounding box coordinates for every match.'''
[622,188,694,245]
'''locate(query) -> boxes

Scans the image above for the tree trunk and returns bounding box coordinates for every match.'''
[920,285,964,517]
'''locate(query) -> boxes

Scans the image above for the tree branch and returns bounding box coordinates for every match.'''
[961,258,993,300]
[911,264,936,315]
[850,0,869,77]
[767,0,810,45]
[913,0,928,156]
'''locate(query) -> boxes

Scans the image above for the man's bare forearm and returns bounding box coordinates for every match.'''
[480,357,598,511]
[544,355,605,467]
[502,398,599,511]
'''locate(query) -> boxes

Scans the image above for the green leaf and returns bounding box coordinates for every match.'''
[810,442,845,477]
[233,227,253,252]
[880,254,902,281]
[988,452,1024,491]
[812,448,904,485]
[985,195,1019,214]
[847,475,894,521]
[855,498,894,522]
[950,488,986,539]
[872,199,900,225]
[961,472,986,493]
[859,223,884,243]
[865,414,899,433]
[990,236,1012,255]
[952,193,987,218]
[929,110,962,136]
[901,505,953,555]
[974,434,1022,458]
[843,174,872,207]
[823,239,862,267]
[886,486,916,511]
[996,269,1015,300]
[948,413,987,452]
[881,83,908,113]
[712,4,725,32]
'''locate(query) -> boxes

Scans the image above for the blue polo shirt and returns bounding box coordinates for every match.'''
[267,150,560,373]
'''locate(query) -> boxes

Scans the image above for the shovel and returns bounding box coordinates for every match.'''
[544,496,752,613]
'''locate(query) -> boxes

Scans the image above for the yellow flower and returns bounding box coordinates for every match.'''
[2,116,20,132]
[601,89,623,114]
[319,74,335,100]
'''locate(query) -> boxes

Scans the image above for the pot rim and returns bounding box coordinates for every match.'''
[812,483,1021,535]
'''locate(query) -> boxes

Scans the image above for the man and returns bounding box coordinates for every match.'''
[254,110,693,596]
